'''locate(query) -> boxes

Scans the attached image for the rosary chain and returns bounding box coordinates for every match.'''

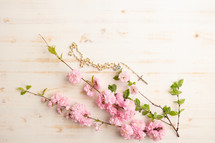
[68,42,148,84]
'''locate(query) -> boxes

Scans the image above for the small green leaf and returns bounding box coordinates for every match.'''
[178,79,184,87]
[147,114,153,119]
[17,87,24,91]
[128,80,136,86]
[21,91,26,95]
[169,88,178,95]
[169,111,178,116]
[156,115,164,119]
[26,85,32,90]
[178,109,185,114]
[59,53,63,60]
[42,88,47,96]
[154,112,157,118]
[171,82,178,89]
[164,106,171,114]
[141,104,150,111]
[123,89,130,99]
[113,75,119,80]
[135,106,142,112]
[128,80,133,86]
[178,99,185,105]
[118,68,123,74]
[108,84,117,92]
[48,46,57,55]
[163,105,168,111]
[134,98,140,106]
[142,110,149,115]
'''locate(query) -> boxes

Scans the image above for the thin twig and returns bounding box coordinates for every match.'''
[176,93,180,131]
[138,91,180,137]
[26,90,114,127]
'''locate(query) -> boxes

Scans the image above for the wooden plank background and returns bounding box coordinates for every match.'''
[0,0,215,143]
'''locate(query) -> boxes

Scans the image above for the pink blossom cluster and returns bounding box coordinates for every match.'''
[145,120,165,141]
[97,91,136,126]
[67,69,83,84]
[42,94,97,128]
[84,76,102,97]
[120,120,165,141]
[43,94,70,114]
[69,103,93,127]
[119,71,138,95]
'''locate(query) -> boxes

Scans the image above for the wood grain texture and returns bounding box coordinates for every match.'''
[0,0,215,143]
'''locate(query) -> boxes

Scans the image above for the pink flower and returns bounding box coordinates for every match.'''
[106,104,118,116]
[129,85,138,95]
[84,84,95,97]
[93,123,101,131]
[92,76,102,90]
[48,101,53,107]
[109,116,123,126]
[58,96,70,107]
[67,69,82,84]
[71,103,93,127]
[51,94,62,104]
[57,107,62,114]
[96,94,106,109]
[145,120,165,141]
[115,93,124,107]
[130,120,146,140]
[103,90,116,104]
[41,97,46,102]
[123,99,136,112]
[119,71,130,83]
[123,110,135,121]
[120,124,134,140]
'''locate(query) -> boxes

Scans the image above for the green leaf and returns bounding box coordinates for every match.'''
[142,110,149,115]
[118,68,123,74]
[42,88,47,96]
[178,79,184,87]
[178,109,185,114]
[48,46,57,55]
[169,111,178,116]
[113,75,119,80]
[169,88,178,95]
[147,114,153,119]
[128,80,133,86]
[134,98,140,106]
[163,105,168,111]
[156,115,164,119]
[164,106,171,114]
[17,87,24,91]
[108,84,117,92]
[178,99,185,105]
[59,53,63,60]
[154,112,157,118]
[123,89,130,99]
[21,91,26,95]
[128,80,136,86]
[26,85,32,90]
[135,106,142,112]
[171,82,178,89]
[141,104,150,111]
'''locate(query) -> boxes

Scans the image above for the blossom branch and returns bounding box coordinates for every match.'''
[20,88,116,128]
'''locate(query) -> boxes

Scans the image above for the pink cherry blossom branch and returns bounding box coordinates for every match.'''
[39,34,179,137]
[25,90,115,127]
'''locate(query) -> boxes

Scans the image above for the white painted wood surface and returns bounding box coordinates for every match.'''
[0,0,215,143]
